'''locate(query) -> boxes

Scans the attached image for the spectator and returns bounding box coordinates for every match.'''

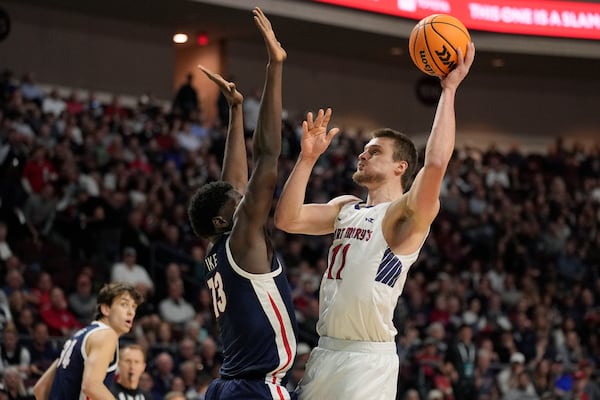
[13,306,33,338]
[67,272,97,324]
[0,290,12,333]
[26,322,59,382]
[574,363,600,400]
[242,87,261,136]
[30,271,53,311]
[497,352,535,396]
[0,323,30,377]
[20,146,55,195]
[172,73,199,121]
[139,372,155,398]
[172,338,200,373]
[39,286,82,336]
[445,324,477,400]
[22,183,57,241]
[502,371,539,400]
[474,348,498,399]
[0,222,14,262]
[111,247,154,297]
[41,89,66,117]
[19,73,44,106]
[1,366,33,400]
[151,352,175,400]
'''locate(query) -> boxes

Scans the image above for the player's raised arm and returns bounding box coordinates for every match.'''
[198,65,247,194]
[80,329,119,400]
[275,108,355,235]
[232,7,286,236]
[384,43,475,249]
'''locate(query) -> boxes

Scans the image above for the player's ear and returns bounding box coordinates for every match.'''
[396,160,408,176]
[212,216,228,230]
[100,303,110,317]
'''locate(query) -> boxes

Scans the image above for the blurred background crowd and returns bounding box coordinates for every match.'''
[0,69,599,400]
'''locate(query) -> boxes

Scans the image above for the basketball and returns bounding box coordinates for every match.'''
[409,14,471,77]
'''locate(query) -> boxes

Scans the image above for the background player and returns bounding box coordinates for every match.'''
[33,282,143,400]
[274,44,475,399]
[187,7,297,400]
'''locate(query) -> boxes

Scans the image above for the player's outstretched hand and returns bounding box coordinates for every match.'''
[441,42,475,90]
[198,64,243,106]
[253,7,286,63]
[300,108,340,161]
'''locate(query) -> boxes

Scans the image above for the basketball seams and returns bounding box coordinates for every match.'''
[429,22,470,50]
[422,22,445,76]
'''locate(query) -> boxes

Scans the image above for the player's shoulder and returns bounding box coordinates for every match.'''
[328,194,361,208]
[86,323,118,345]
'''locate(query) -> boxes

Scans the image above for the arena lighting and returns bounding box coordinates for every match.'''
[313,0,600,40]
[173,33,189,44]
[196,32,209,46]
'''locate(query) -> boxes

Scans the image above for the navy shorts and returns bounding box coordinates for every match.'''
[205,378,297,400]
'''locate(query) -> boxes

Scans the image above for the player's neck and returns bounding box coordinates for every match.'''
[97,317,118,333]
[365,183,404,206]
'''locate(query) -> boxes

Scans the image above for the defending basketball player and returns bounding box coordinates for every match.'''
[187,7,298,400]
[32,282,143,400]
[274,43,475,399]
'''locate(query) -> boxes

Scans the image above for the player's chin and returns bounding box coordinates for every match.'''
[352,171,370,185]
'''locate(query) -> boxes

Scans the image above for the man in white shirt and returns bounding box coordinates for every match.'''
[158,278,195,326]
[111,247,154,296]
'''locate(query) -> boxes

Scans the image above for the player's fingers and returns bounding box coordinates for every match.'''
[326,128,340,141]
[198,64,213,77]
[306,112,314,130]
[322,108,333,125]
[466,42,476,65]
[315,109,325,127]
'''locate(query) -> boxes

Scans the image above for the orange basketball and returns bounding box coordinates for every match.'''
[409,14,471,77]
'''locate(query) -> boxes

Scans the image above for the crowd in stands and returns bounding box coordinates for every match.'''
[0,68,599,400]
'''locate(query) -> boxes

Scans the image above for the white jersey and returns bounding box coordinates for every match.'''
[317,201,426,342]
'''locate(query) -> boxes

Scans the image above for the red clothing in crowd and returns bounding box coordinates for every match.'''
[22,159,55,193]
[40,306,82,336]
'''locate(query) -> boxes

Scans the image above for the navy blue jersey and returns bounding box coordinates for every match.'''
[203,234,298,388]
[49,321,118,400]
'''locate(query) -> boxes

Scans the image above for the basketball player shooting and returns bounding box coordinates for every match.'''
[188,7,298,400]
[274,43,475,399]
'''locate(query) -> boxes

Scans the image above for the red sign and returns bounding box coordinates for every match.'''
[314,0,600,40]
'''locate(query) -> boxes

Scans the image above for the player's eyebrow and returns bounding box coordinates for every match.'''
[364,143,383,151]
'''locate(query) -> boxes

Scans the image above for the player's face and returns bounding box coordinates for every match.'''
[118,348,146,384]
[219,189,243,230]
[106,292,137,336]
[352,137,400,186]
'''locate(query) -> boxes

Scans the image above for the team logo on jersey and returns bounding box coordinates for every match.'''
[375,248,403,287]
[333,226,372,241]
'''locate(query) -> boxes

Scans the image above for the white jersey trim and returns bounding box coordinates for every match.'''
[225,237,282,280]
[80,321,118,373]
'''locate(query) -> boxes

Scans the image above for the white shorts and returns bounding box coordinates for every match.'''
[296,336,399,400]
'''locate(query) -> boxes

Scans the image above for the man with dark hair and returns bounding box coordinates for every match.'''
[274,43,475,399]
[188,7,297,399]
[111,344,153,400]
[33,282,143,400]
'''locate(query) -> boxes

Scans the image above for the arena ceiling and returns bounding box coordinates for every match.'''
[5,0,600,80]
